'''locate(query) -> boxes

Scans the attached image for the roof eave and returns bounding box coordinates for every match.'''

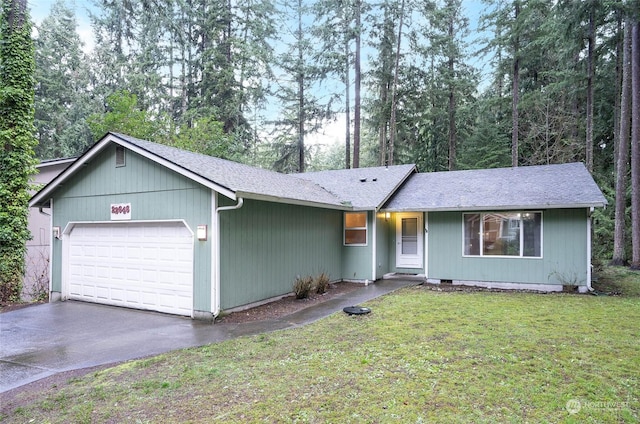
[382,202,608,213]
[237,191,351,211]
[29,133,238,208]
[36,157,77,168]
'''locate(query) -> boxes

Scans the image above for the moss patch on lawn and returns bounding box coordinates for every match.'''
[2,288,639,423]
[593,265,640,297]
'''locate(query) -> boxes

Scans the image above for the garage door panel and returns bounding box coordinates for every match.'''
[67,222,194,316]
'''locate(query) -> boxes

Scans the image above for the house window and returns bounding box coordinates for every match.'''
[344,212,367,245]
[116,146,126,167]
[463,212,542,257]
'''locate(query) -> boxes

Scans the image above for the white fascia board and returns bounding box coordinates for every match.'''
[237,191,350,211]
[30,136,114,207]
[381,203,607,213]
[36,157,77,169]
[109,135,237,200]
[29,134,237,207]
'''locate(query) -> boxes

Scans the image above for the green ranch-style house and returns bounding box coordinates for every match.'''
[29,133,607,319]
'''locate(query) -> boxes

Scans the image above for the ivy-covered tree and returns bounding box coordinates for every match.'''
[0,0,38,302]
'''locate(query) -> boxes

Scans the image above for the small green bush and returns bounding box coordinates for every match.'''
[293,275,314,299]
[314,272,330,294]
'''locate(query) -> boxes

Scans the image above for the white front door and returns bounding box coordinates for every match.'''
[396,212,424,269]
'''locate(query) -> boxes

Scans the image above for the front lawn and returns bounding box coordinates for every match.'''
[2,273,639,423]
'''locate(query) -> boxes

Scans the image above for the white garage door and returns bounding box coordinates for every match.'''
[67,222,194,316]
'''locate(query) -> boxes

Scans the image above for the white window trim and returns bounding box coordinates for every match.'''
[462,211,543,259]
[344,212,368,246]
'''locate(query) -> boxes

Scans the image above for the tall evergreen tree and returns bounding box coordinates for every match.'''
[0,0,38,302]
[34,0,95,159]
[312,0,356,169]
[352,0,362,168]
[612,18,631,266]
[270,0,331,173]
[366,0,400,167]
[631,18,640,269]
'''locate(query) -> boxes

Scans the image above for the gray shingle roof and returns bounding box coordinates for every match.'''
[30,133,606,213]
[293,164,416,209]
[113,133,346,208]
[383,162,607,212]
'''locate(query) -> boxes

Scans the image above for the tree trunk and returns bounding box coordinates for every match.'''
[630,20,640,269]
[297,0,305,173]
[353,0,361,168]
[447,7,456,171]
[585,2,595,173]
[511,1,520,167]
[612,20,632,266]
[388,0,405,167]
[344,5,351,169]
[613,12,623,177]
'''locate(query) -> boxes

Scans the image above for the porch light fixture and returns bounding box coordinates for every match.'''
[385,212,391,221]
[197,225,207,241]
[53,226,61,240]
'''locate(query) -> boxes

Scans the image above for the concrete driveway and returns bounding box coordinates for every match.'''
[0,278,416,392]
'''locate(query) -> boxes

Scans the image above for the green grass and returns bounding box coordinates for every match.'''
[3,269,639,423]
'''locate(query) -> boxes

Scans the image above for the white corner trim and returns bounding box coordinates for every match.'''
[371,211,377,280]
[211,191,219,317]
[48,198,54,301]
[587,207,593,291]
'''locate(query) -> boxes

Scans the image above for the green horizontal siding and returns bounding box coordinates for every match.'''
[50,145,212,312]
[219,199,343,310]
[427,209,589,286]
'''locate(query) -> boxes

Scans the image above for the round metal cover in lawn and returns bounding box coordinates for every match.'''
[343,306,371,315]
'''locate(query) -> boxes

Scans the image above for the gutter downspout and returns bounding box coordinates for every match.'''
[587,207,594,292]
[371,210,377,283]
[214,197,244,316]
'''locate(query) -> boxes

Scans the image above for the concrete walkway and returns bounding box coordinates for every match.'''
[0,279,416,393]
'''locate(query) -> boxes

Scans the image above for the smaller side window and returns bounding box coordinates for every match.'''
[344,212,367,245]
[116,146,126,167]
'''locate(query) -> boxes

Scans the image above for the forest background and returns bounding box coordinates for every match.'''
[21,0,640,265]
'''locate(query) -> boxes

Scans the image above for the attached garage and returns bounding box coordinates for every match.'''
[65,221,194,316]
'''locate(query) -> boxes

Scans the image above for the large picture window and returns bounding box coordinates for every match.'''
[344,212,367,245]
[463,212,542,257]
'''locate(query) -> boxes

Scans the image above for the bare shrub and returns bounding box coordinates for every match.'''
[314,272,330,294]
[293,275,314,299]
